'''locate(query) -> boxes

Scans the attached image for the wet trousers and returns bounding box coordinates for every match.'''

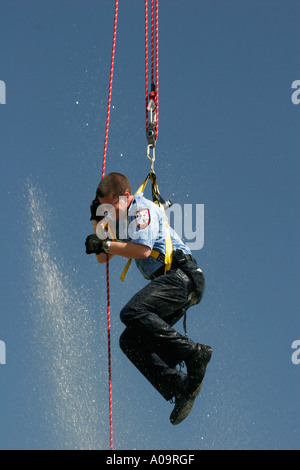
[119,251,205,401]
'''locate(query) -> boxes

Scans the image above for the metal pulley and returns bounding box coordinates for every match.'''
[147,121,156,146]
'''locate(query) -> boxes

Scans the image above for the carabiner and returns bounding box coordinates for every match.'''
[147,144,155,172]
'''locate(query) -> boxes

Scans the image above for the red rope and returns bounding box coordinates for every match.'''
[102,0,119,179]
[145,0,149,131]
[145,0,159,139]
[151,0,154,85]
[106,259,113,451]
[102,0,119,452]
[155,0,159,139]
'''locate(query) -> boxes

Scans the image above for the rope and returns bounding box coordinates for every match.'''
[155,0,159,139]
[145,0,159,139]
[101,0,119,451]
[145,0,149,131]
[102,0,119,178]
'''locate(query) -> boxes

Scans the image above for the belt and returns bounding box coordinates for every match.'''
[150,252,194,281]
[150,265,165,280]
[150,249,167,264]
[151,250,194,266]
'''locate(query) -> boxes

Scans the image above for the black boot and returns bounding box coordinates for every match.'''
[169,344,212,425]
[169,380,203,425]
[185,343,213,386]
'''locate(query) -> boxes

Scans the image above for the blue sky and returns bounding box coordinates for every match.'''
[0,0,299,450]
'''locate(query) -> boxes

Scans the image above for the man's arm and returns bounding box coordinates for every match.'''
[95,240,151,264]
[106,240,151,259]
[91,221,151,264]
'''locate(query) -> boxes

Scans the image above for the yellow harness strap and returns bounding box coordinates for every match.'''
[149,171,173,274]
[120,172,173,282]
[120,258,132,282]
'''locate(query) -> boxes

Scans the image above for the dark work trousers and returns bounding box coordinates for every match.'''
[119,253,205,401]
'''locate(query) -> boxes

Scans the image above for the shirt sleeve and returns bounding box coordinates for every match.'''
[128,203,159,250]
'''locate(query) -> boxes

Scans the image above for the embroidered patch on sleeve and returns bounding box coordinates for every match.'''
[135,209,150,229]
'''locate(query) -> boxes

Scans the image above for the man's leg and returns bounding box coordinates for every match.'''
[119,327,185,401]
[120,270,197,366]
[120,265,212,423]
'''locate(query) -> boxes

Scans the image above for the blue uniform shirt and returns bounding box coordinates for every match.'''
[120,193,191,280]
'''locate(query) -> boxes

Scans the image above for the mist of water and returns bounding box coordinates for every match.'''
[26,181,108,449]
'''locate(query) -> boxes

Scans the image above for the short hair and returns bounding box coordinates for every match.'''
[96,172,132,199]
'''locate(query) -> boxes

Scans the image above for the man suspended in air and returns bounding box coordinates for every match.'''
[85,172,212,425]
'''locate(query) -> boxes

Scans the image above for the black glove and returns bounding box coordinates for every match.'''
[90,197,104,222]
[85,234,105,255]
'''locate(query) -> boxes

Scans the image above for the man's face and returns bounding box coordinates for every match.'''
[99,193,130,220]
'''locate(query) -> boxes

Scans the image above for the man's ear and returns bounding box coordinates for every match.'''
[124,191,134,208]
[124,191,132,202]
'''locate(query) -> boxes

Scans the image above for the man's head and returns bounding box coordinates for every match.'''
[96,172,132,199]
[96,172,133,219]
